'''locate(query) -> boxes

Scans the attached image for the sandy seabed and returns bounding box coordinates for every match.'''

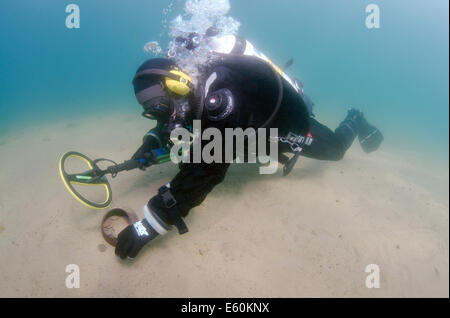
[0,112,448,297]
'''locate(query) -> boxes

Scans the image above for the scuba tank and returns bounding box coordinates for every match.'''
[206,35,314,175]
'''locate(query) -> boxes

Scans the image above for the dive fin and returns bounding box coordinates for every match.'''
[278,153,290,165]
[283,152,301,176]
[358,123,384,153]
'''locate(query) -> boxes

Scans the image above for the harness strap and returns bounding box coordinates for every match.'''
[278,132,314,176]
[158,186,189,235]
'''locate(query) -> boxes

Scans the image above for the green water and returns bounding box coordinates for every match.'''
[0,0,448,163]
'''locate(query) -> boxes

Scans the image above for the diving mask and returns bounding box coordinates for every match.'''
[141,96,173,121]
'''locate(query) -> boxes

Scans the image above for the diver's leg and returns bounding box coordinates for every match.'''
[300,109,373,161]
[299,117,356,161]
[300,109,383,160]
[277,116,352,176]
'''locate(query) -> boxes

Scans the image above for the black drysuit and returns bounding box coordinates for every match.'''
[134,56,358,225]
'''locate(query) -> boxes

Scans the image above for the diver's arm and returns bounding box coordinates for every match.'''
[131,121,170,165]
[116,65,244,259]
[115,162,230,260]
[162,162,231,217]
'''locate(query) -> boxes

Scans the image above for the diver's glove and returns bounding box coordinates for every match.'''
[132,148,153,170]
[132,131,163,170]
[115,219,158,260]
[115,186,189,260]
[115,205,171,260]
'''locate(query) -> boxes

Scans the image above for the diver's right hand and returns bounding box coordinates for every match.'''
[139,158,151,171]
[132,133,161,166]
[132,143,153,161]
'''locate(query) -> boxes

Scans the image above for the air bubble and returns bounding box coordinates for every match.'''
[143,41,163,55]
[144,0,241,84]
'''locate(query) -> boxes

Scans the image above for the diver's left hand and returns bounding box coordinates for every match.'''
[115,219,158,260]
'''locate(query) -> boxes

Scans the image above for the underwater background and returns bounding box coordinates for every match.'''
[0,0,449,298]
[0,0,448,161]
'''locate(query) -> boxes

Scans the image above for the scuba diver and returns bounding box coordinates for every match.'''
[115,34,384,260]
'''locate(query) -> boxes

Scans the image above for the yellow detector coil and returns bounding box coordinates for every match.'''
[59,152,112,210]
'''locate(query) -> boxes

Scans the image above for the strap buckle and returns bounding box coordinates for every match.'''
[158,186,189,235]
[158,186,177,209]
